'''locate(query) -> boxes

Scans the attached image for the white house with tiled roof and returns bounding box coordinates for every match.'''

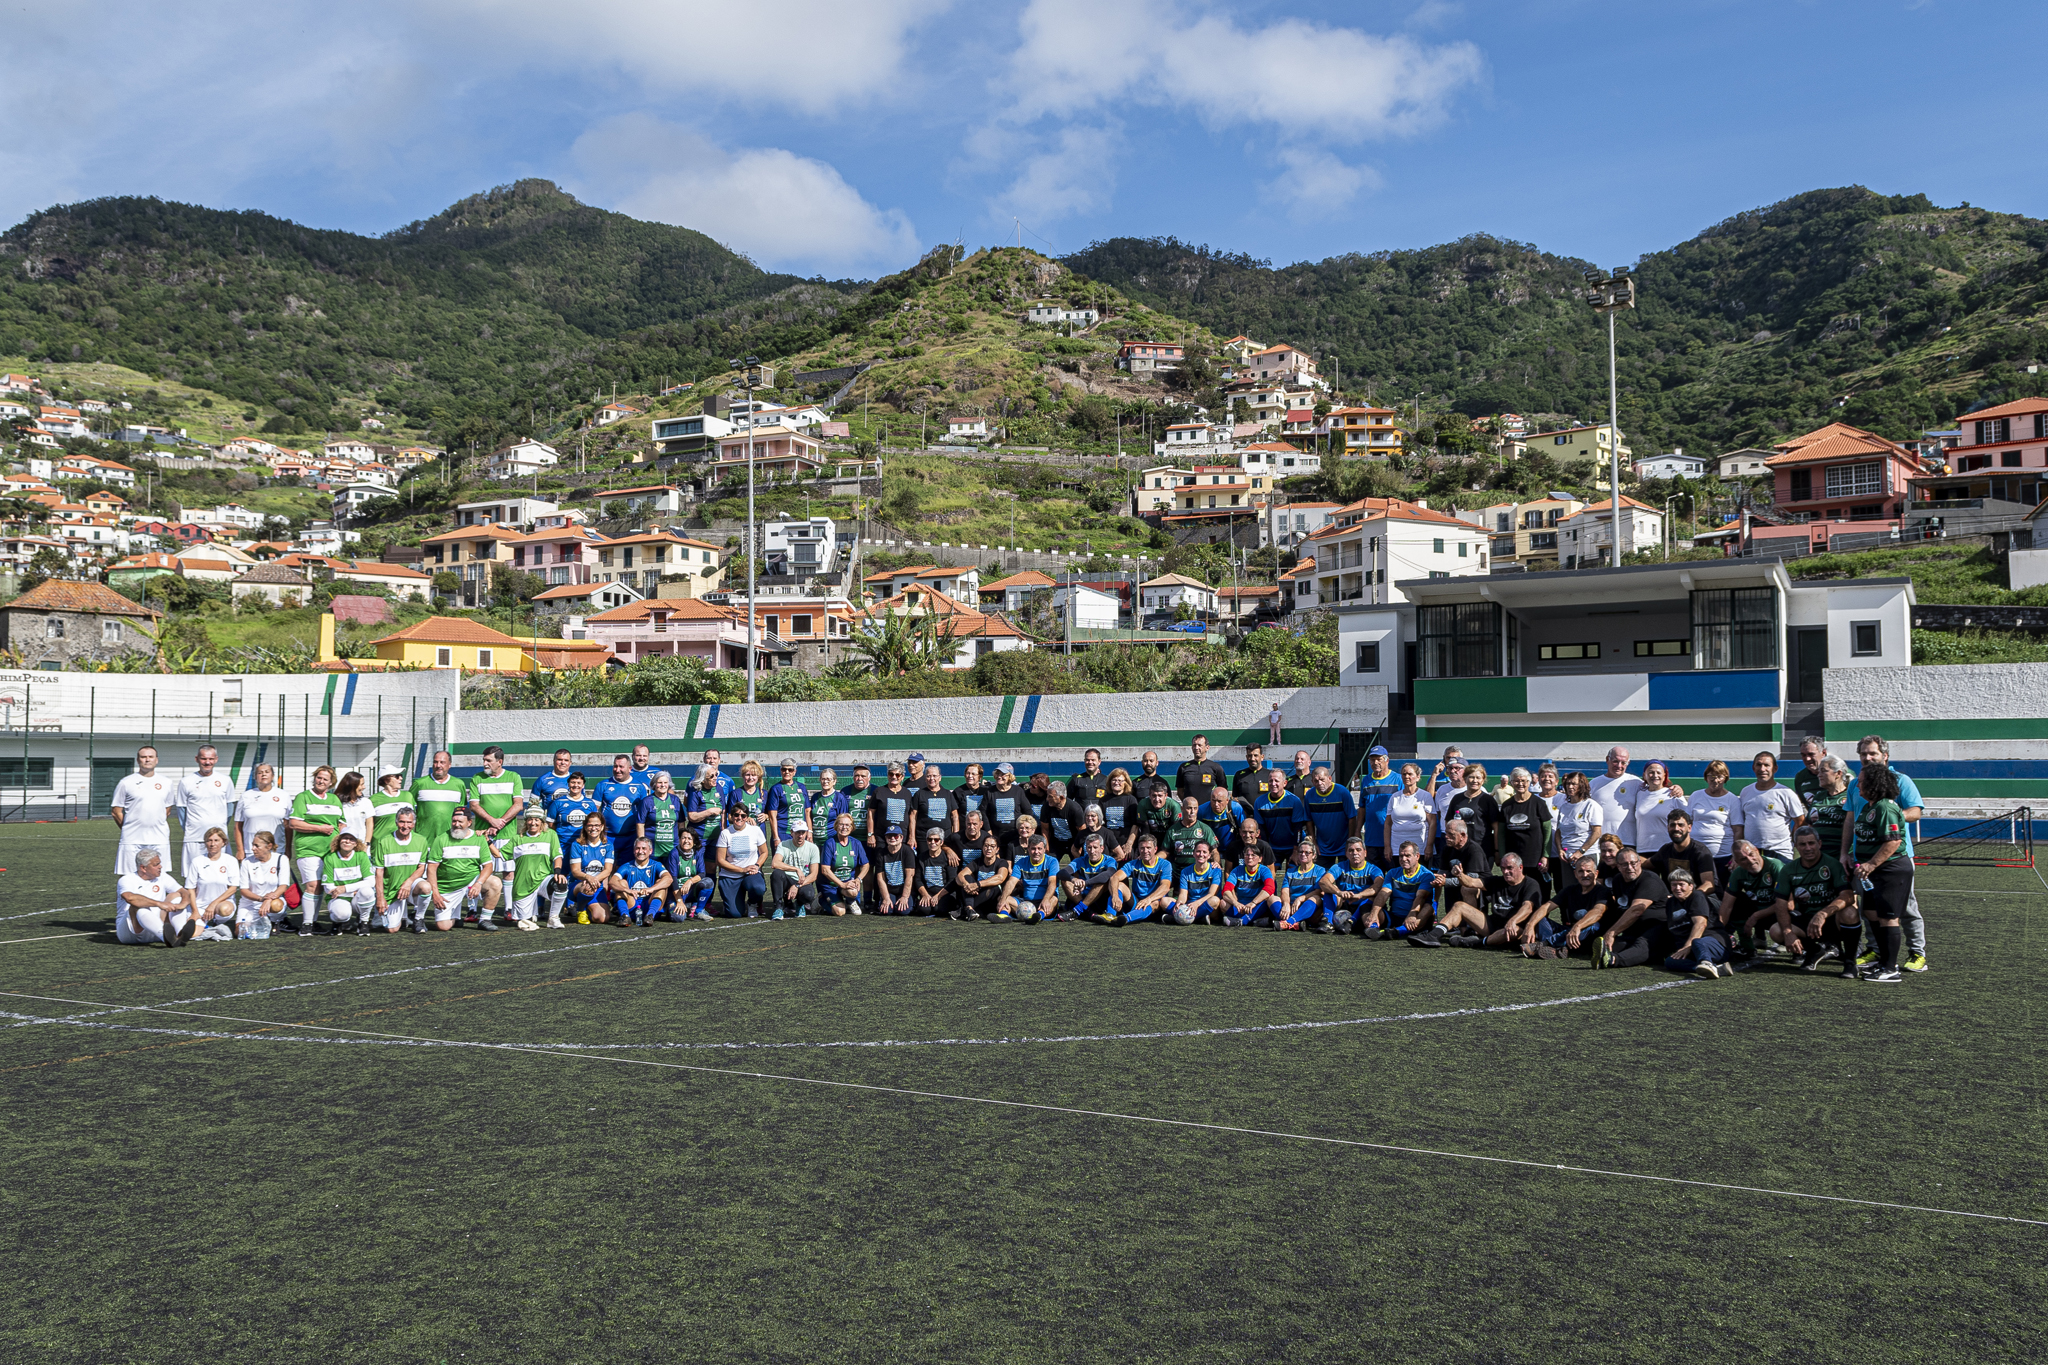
[1296,497,1489,609]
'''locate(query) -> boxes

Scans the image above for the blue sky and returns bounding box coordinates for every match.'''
[8,2,2045,280]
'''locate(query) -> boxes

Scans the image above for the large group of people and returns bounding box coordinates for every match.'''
[107,731,1930,983]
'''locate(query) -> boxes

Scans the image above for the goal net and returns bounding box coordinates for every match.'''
[1913,808,2034,869]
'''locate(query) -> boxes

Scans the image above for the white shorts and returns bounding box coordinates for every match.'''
[182,839,211,880]
[511,886,544,920]
[323,888,374,923]
[117,906,190,945]
[116,840,168,877]
[295,856,325,887]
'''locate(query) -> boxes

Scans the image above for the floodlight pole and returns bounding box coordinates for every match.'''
[1585,269,1636,569]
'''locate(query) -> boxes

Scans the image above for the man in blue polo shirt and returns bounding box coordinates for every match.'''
[1357,746,1402,867]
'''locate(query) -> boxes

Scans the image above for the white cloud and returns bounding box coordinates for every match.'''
[1001,0,1485,140]
[991,125,1121,227]
[1260,148,1385,217]
[567,114,921,275]
[428,0,954,115]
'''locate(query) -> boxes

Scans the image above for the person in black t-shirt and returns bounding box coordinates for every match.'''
[1038,785,1078,859]
[1592,847,1670,969]
[985,763,1025,841]
[1655,865,1730,978]
[1434,820,1488,909]
[1647,809,1718,897]
[1473,854,1548,951]
[1067,750,1110,808]
[1096,770,1139,861]
[1495,767,1552,895]
[951,809,992,867]
[1232,744,1271,805]
[1175,735,1229,804]
[912,825,961,918]
[1558,855,1613,958]
[1231,816,1276,870]
[1438,767,1501,871]
[1130,751,1170,808]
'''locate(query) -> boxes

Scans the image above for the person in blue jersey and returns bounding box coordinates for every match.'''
[1177,841,1227,925]
[984,762,1026,843]
[531,748,577,813]
[764,758,809,844]
[1249,770,1309,857]
[1365,841,1437,940]
[1326,838,1384,935]
[608,836,672,926]
[669,827,714,920]
[633,771,688,881]
[630,744,669,791]
[1104,832,1176,925]
[699,749,736,805]
[818,812,869,915]
[998,835,1061,923]
[1221,845,1279,927]
[686,764,728,841]
[1356,747,1402,868]
[1300,765,1359,866]
[563,812,616,925]
[1062,831,1121,923]
[547,771,601,852]
[1203,784,1244,859]
[962,833,1011,920]
[869,825,914,916]
[594,754,642,872]
[1277,838,1338,931]
[806,768,849,844]
[913,824,961,918]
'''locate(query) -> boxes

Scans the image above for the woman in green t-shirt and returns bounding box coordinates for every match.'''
[1849,765,1912,983]
[319,830,376,937]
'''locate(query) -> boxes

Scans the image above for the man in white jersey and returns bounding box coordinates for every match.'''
[175,744,240,873]
[115,849,195,946]
[110,746,176,878]
[237,763,291,860]
[1588,746,1645,849]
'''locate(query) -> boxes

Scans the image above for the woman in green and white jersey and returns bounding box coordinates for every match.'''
[287,765,344,913]
[318,830,376,937]
[494,810,563,932]
[369,766,417,843]
[1805,754,1854,863]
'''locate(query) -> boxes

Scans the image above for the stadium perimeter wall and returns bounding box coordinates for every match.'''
[448,686,1390,778]
[1824,663,2048,804]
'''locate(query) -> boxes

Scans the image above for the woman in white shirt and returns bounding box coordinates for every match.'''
[237,763,291,860]
[1383,762,1436,859]
[237,830,295,935]
[335,770,375,847]
[1682,760,1738,878]
[1550,771,1603,890]
[1631,762,1686,850]
[187,827,244,940]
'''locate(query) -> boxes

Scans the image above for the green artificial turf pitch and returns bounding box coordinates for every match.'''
[0,821,2042,1364]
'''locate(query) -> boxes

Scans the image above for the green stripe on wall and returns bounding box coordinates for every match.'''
[995,695,1017,734]
[1914,778,2048,797]
[454,726,1330,757]
[1419,722,1781,744]
[685,705,701,741]
[319,674,339,717]
[1827,718,2048,742]
[1414,677,1527,715]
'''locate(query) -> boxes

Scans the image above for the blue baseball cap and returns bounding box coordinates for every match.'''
[1367,745,1389,757]
[907,752,926,763]
[884,824,905,835]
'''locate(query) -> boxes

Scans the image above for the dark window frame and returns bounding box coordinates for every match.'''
[1691,586,1777,670]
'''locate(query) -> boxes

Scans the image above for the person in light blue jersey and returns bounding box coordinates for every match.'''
[999,836,1061,923]
[593,754,641,872]
[530,748,576,813]
[1365,841,1436,940]
[1105,833,1176,925]
[1326,837,1384,935]
[609,836,671,927]
[1276,838,1337,931]
[1222,846,1279,927]
[1177,841,1226,925]
[1356,747,1402,867]
[547,771,601,851]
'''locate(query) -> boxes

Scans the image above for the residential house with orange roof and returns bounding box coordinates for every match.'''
[590,530,725,599]
[1461,493,1590,570]
[0,534,70,572]
[1244,344,1323,388]
[1266,499,1342,550]
[419,525,527,604]
[533,580,642,616]
[1239,440,1320,479]
[345,616,597,673]
[582,597,785,672]
[1134,466,1200,515]
[507,524,610,588]
[979,569,1057,612]
[864,584,1031,667]
[36,406,88,438]
[106,552,185,593]
[1162,465,1276,545]
[1558,497,1667,566]
[708,426,823,486]
[593,484,687,519]
[1118,341,1184,375]
[1908,396,2048,522]
[1296,496,1488,608]
[861,564,981,606]
[0,577,159,668]
[594,402,644,426]
[1756,421,1919,554]
[318,558,434,601]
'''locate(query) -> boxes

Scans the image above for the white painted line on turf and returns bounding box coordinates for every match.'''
[0,932,92,945]
[2,917,775,1029]
[0,902,108,923]
[10,990,2045,1231]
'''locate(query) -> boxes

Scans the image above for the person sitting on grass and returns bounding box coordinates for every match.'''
[870,826,914,916]
[818,812,868,916]
[564,813,615,925]
[998,835,1061,923]
[1177,840,1227,925]
[1720,839,1789,960]
[1064,831,1121,923]
[913,824,960,919]
[1558,854,1612,959]
[319,830,376,938]
[1221,844,1279,927]
[607,836,672,926]
[1657,864,1732,979]
[425,809,503,932]
[1775,825,1855,971]
[1275,837,1336,932]
[769,820,823,920]
[116,848,194,947]
[1470,853,1547,952]
[1324,837,1383,935]
[714,805,769,919]
[669,827,715,921]
[962,834,1011,920]
[236,830,295,937]
[1648,808,1718,899]
[185,826,244,941]
[1433,818,1488,916]
[1587,847,1669,969]
[1364,841,1434,941]
[1105,832,1176,926]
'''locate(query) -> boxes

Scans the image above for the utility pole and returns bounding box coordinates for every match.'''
[732,356,761,702]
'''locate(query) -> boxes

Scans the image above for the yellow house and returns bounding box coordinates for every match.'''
[316,614,612,672]
[1535,423,1633,472]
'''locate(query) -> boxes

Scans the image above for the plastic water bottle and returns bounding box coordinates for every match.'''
[243,914,271,941]
[1859,876,1874,892]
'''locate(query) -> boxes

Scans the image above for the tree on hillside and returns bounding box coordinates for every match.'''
[840,609,962,676]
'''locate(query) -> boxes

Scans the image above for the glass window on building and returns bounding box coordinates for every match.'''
[1691,586,1777,669]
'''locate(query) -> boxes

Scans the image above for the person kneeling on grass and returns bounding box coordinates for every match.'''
[818,813,868,916]
[607,837,672,926]
[1774,825,1855,971]
[913,824,961,919]
[236,831,295,939]
[715,806,769,919]
[1363,842,1434,941]
[1557,855,1612,960]
[962,834,1011,920]
[1177,841,1226,925]
[495,810,563,933]
[869,826,915,916]
[668,827,715,921]
[1275,837,1336,932]
[1720,840,1789,961]
[1065,832,1121,923]
[1105,833,1176,926]
[318,831,377,938]
[116,849,195,947]
[1658,865,1733,979]
[1324,838,1383,936]
[1221,845,1279,927]
[1587,847,1670,970]
[186,827,244,942]
[998,837,1061,924]
[563,814,615,925]
[373,807,435,934]
[770,820,823,920]
[424,809,503,933]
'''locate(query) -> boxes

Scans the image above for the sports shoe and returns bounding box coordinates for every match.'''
[1409,928,1444,948]
[1840,962,1862,981]
[171,917,197,947]
[1855,948,1879,967]
[1361,924,1384,940]
[1717,962,1737,978]
[1589,939,1611,970]
[297,925,314,938]
[1865,967,1903,984]
[1446,933,1482,948]
[1110,912,1129,926]
[1903,953,1929,973]
[517,919,539,932]
[476,918,500,932]
[577,910,591,925]
[770,908,785,921]
[1799,945,1828,973]
[990,910,1012,921]
[1692,961,1721,980]
[545,916,563,929]
[1314,921,1333,934]
[1532,943,1560,960]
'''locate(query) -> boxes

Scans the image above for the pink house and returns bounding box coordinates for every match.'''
[1909,396,2048,511]
[584,597,780,671]
[1754,422,1921,552]
[710,425,824,486]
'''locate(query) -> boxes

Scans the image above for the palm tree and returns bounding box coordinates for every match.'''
[840,607,962,675]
